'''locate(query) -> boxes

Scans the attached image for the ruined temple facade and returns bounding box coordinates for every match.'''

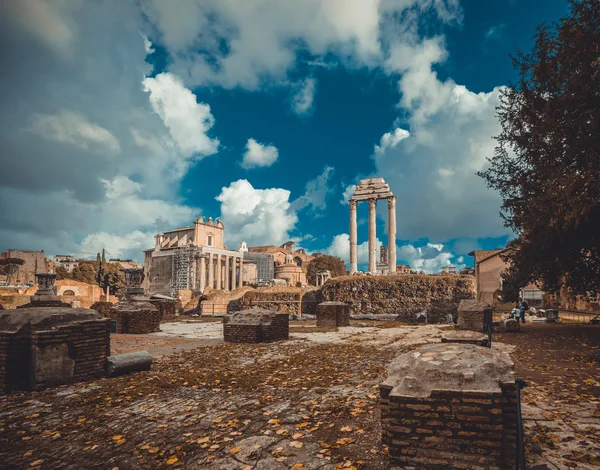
[143,217,244,295]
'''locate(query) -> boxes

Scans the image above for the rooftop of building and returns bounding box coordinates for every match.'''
[468,248,509,264]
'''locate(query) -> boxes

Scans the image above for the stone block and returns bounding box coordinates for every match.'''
[107,301,161,334]
[380,343,516,469]
[0,307,111,391]
[316,302,350,328]
[503,319,520,332]
[223,308,289,343]
[457,300,492,332]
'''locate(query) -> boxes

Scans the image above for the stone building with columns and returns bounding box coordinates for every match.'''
[143,217,244,296]
[349,177,396,274]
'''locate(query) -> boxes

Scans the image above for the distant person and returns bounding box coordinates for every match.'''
[510,301,520,319]
[518,298,529,324]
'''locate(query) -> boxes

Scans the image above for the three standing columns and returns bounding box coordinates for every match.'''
[348,195,397,274]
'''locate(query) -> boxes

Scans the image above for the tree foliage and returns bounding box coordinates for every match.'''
[306,255,347,285]
[478,0,600,295]
[63,259,125,295]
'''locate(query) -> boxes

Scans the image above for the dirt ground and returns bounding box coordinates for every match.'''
[496,324,600,469]
[0,322,598,470]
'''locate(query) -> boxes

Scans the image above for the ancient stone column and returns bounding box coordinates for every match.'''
[208,253,214,289]
[231,257,237,290]
[349,199,358,273]
[238,255,243,289]
[388,196,397,274]
[199,256,206,292]
[216,254,222,290]
[368,198,377,273]
[224,256,230,291]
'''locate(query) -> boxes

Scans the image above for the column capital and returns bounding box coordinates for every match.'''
[368,198,377,208]
[349,199,357,209]
[387,195,397,208]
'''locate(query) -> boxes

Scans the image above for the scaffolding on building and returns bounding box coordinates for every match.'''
[170,244,197,297]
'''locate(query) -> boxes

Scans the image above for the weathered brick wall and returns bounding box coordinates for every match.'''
[236,289,322,316]
[380,387,517,469]
[237,291,301,315]
[316,302,350,327]
[1,319,110,392]
[223,323,262,343]
[31,319,111,390]
[321,275,475,323]
[0,327,31,392]
[223,310,289,343]
[90,302,114,318]
[107,302,161,334]
[457,300,492,331]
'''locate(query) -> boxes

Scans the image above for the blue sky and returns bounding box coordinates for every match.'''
[0,0,569,272]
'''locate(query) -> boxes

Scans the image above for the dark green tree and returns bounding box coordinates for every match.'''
[478,0,600,295]
[306,255,347,285]
[55,265,72,280]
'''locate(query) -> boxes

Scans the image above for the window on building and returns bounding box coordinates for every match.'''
[207,235,213,246]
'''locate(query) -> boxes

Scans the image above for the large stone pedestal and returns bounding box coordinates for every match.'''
[380,343,517,469]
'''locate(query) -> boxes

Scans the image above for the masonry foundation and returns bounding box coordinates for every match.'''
[223,309,289,343]
[380,343,517,469]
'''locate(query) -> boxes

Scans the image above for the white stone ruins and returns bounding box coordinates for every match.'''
[349,177,396,274]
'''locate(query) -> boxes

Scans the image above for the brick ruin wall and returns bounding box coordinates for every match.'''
[236,290,322,316]
[107,303,161,334]
[223,313,289,343]
[380,387,517,469]
[0,319,111,392]
[321,275,475,323]
[316,302,350,328]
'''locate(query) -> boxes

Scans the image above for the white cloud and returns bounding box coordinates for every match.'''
[397,243,467,274]
[140,31,155,54]
[142,0,461,90]
[241,138,279,169]
[292,166,335,213]
[372,34,509,241]
[374,127,410,155]
[216,179,298,247]
[341,184,357,205]
[292,77,316,115]
[143,72,219,158]
[0,2,210,261]
[325,233,383,267]
[80,230,155,261]
[30,110,121,154]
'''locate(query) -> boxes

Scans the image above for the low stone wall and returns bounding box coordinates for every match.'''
[0,294,31,310]
[223,309,289,343]
[107,301,161,334]
[321,275,475,323]
[316,302,350,328]
[236,290,322,316]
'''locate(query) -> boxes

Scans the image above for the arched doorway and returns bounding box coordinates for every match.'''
[62,290,76,304]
